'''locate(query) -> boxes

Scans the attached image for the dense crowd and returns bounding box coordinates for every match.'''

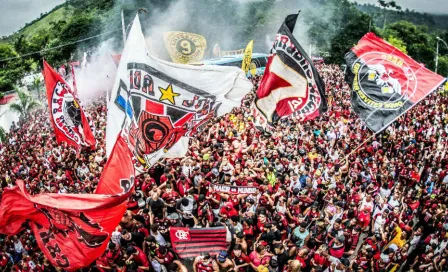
[0,64,447,272]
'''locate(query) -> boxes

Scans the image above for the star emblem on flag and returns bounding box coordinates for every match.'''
[158,83,180,105]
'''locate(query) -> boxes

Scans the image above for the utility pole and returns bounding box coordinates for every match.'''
[435,37,448,74]
[436,38,439,74]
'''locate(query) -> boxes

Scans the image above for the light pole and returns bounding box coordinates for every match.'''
[435,36,448,74]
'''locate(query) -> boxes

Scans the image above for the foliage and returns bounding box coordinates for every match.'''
[0,126,5,143]
[386,36,407,54]
[0,0,447,89]
[28,77,44,98]
[0,44,29,92]
[9,87,41,119]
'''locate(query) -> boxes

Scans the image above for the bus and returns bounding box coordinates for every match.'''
[194,53,269,77]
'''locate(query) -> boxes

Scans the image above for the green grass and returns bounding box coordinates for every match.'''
[20,7,72,38]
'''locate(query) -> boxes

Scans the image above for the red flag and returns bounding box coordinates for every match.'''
[95,135,135,195]
[169,227,227,258]
[254,14,327,125]
[0,135,134,270]
[345,33,446,132]
[43,60,96,149]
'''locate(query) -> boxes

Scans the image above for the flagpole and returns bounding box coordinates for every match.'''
[121,9,127,45]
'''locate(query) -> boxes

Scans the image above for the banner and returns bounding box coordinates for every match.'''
[163,31,207,64]
[43,60,96,149]
[107,15,252,171]
[254,14,327,125]
[242,40,254,74]
[170,227,227,258]
[212,184,257,195]
[345,33,446,132]
[0,136,135,270]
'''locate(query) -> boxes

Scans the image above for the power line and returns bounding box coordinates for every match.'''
[0,29,120,63]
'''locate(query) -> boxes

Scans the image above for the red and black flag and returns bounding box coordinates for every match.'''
[345,33,446,132]
[254,13,327,126]
[0,136,135,270]
[169,227,227,258]
[43,60,96,149]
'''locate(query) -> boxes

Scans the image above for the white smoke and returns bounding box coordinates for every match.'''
[74,39,117,105]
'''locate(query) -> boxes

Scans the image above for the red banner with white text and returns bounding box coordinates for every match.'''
[43,60,96,149]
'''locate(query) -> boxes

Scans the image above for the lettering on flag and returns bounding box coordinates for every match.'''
[254,14,327,126]
[107,15,252,172]
[345,33,446,132]
[175,229,190,240]
[212,184,257,195]
[163,31,207,64]
[170,227,227,259]
[44,60,96,149]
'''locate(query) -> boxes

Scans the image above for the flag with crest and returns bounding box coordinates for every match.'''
[106,15,252,171]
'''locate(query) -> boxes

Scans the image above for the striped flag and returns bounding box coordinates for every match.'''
[169,227,227,259]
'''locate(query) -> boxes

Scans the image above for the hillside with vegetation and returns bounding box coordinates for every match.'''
[0,0,447,96]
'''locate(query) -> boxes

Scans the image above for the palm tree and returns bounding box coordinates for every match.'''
[0,126,6,143]
[29,76,43,98]
[9,87,41,119]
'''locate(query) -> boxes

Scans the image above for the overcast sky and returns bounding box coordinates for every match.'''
[353,0,448,14]
[0,0,65,37]
[0,0,447,37]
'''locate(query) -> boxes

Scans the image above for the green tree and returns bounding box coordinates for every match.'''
[9,87,41,119]
[386,35,407,54]
[0,126,6,143]
[0,44,26,92]
[377,0,402,28]
[28,76,44,98]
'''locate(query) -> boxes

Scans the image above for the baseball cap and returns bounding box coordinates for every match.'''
[217,251,228,262]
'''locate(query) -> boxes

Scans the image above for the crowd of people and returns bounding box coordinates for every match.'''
[0,64,447,272]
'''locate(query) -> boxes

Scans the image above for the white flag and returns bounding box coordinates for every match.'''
[107,15,252,170]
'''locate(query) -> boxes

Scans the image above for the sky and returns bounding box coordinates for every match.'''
[0,0,447,37]
[0,0,65,37]
[354,0,448,14]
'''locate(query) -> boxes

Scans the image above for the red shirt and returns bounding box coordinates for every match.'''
[156,250,175,264]
[142,179,156,195]
[132,246,150,268]
[219,205,238,218]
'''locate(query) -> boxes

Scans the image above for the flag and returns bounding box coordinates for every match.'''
[43,60,96,149]
[95,135,135,195]
[242,40,254,74]
[0,135,134,270]
[107,15,252,170]
[170,227,227,259]
[254,14,327,126]
[345,33,446,132]
[163,31,207,64]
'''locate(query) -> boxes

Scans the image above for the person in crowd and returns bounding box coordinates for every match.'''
[1,65,448,272]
